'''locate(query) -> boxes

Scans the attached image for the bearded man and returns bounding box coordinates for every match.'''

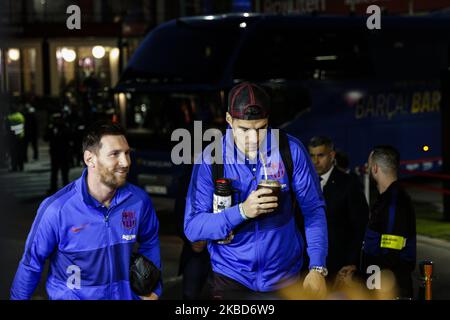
[11,121,162,300]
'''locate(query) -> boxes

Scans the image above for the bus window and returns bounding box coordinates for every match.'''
[369,31,447,80]
[124,92,225,150]
[233,26,373,81]
[123,20,243,84]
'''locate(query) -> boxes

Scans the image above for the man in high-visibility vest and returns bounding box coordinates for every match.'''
[362,145,416,299]
[7,104,26,172]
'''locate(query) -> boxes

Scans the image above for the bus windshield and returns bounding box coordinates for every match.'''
[122,19,244,85]
[124,91,226,150]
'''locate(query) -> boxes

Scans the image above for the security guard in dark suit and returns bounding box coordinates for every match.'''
[43,113,73,193]
[362,145,416,299]
[308,136,369,282]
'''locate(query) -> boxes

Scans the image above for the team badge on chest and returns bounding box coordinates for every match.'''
[122,211,136,230]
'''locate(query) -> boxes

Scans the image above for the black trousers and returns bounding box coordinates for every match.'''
[50,154,69,192]
[395,272,414,299]
[24,136,38,161]
[210,272,301,300]
[179,244,211,300]
[9,138,24,171]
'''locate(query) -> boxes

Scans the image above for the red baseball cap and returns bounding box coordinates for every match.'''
[227,82,270,120]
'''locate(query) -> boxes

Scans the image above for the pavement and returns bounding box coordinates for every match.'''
[415,235,450,299]
[1,141,450,300]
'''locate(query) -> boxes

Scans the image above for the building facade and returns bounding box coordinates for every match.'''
[1,0,449,101]
[0,0,236,100]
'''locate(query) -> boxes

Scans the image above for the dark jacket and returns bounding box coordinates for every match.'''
[361,180,416,298]
[323,167,369,275]
[43,116,73,158]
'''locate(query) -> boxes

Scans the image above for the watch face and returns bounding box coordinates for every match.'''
[312,267,328,276]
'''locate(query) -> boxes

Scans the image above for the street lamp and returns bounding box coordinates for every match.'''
[8,49,20,61]
[110,48,120,60]
[62,48,76,62]
[92,46,106,59]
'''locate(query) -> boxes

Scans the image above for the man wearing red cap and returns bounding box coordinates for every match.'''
[184,82,328,299]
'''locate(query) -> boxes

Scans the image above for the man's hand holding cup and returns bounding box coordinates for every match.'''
[241,180,281,218]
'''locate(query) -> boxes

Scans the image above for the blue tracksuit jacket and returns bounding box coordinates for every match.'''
[184,128,328,292]
[11,169,162,300]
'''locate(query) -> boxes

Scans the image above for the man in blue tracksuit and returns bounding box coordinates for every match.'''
[184,82,328,299]
[11,122,162,300]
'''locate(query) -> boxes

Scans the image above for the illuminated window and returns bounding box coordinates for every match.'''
[5,48,21,95]
[55,45,120,116]
[56,47,77,94]
[22,48,37,94]
[0,49,4,92]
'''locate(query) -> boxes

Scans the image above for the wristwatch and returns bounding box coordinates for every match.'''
[310,266,328,277]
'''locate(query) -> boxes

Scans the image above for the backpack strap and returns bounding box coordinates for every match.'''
[212,158,224,183]
[279,130,308,270]
[278,130,297,211]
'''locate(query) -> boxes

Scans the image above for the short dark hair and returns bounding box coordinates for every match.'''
[370,145,400,173]
[308,136,334,150]
[335,149,349,170]
[82,121,126,153]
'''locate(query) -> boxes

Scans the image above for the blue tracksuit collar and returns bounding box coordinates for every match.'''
[77,168,132,208]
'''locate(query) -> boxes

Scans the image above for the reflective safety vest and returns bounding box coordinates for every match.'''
[7,112,25,138]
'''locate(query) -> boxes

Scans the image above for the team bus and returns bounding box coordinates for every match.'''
[114,13,449,197]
